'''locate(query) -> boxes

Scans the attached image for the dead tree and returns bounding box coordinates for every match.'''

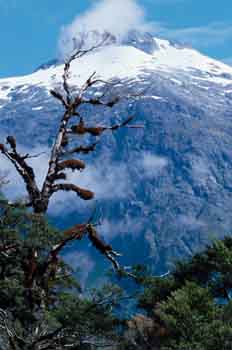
[0,39,142,276]
[0,35,145,350]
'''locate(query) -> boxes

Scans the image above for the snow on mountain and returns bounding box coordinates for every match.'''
[1,33,232,275]
[1,35,232,104]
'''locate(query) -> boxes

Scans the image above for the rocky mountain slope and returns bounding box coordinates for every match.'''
[1,31,232,275]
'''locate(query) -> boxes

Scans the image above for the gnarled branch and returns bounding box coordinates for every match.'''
[57,159,86,172]
[52,183,94,200]
[86,225,122,271]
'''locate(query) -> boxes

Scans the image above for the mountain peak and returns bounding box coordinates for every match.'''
[36,29,158,71]
[36,30,196,74]
[122,30,158,54]
[64,29,159,55]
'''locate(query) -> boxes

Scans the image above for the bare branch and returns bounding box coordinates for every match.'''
[67,32,112,63]
[61,33,112,105]
[50,89,68,108]
[0,244,18,255]
[82,96,120,108]
[57,159,86,172]
[6,136,16,151]
[108,116,134,131]
[62,142,98,156]
[0,140,41,208]
[77,71,97,100]
[86,225,122,271]
[52,183,94,200]
[0,308,28,348]
[23,151,47,159]
[38,224,88,284]
[70,116,135,136]
[64,223,88,237]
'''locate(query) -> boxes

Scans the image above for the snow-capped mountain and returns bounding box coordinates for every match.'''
[1,32,232,275]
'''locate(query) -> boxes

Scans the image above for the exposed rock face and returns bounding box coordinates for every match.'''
[122,30,159,54]
[1,33,232,274]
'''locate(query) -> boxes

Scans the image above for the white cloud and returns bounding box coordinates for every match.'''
[145,230,157,258]
[0,145,49,201]
[57,0,232,61]
[190,156,217,187]
[0,145,168,215]
[58,0,155,58]
[48,152,168,216]
[0,140,132,212]
[160,22,232,49]
[48,157,132,215]
[100,215,145,240]
[64,251,95,286]
[70,161,131,200]
[141,152,167,179]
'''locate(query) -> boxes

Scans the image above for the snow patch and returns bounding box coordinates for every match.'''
[32,106,43,111]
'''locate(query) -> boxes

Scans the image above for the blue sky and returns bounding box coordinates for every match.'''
[0,0,231,78]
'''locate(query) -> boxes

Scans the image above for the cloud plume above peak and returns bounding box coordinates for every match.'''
[58,0,155,58]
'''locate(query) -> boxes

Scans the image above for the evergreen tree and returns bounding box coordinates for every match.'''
[0,203,122,349]
[123,238,232,350]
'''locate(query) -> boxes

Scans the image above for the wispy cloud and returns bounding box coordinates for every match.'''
[159,22,232,49]
[1,152,132,213]
[145,230,157,258]
[48,157,133,216]
[0,143,167,219]
[58,0,157,58]
[0,145,49,201]
[141,152,167,179]
[48,150,168,216]
[100,215,146,240]
[58,0,232,62]
[64,251,95,286]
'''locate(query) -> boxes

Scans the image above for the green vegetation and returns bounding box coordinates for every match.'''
[0,202,121,349]
[1,200,232,349]
[123,238,232,349]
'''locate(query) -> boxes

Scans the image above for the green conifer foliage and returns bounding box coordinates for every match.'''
[123,238,232,350]
[0,203,120,349]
